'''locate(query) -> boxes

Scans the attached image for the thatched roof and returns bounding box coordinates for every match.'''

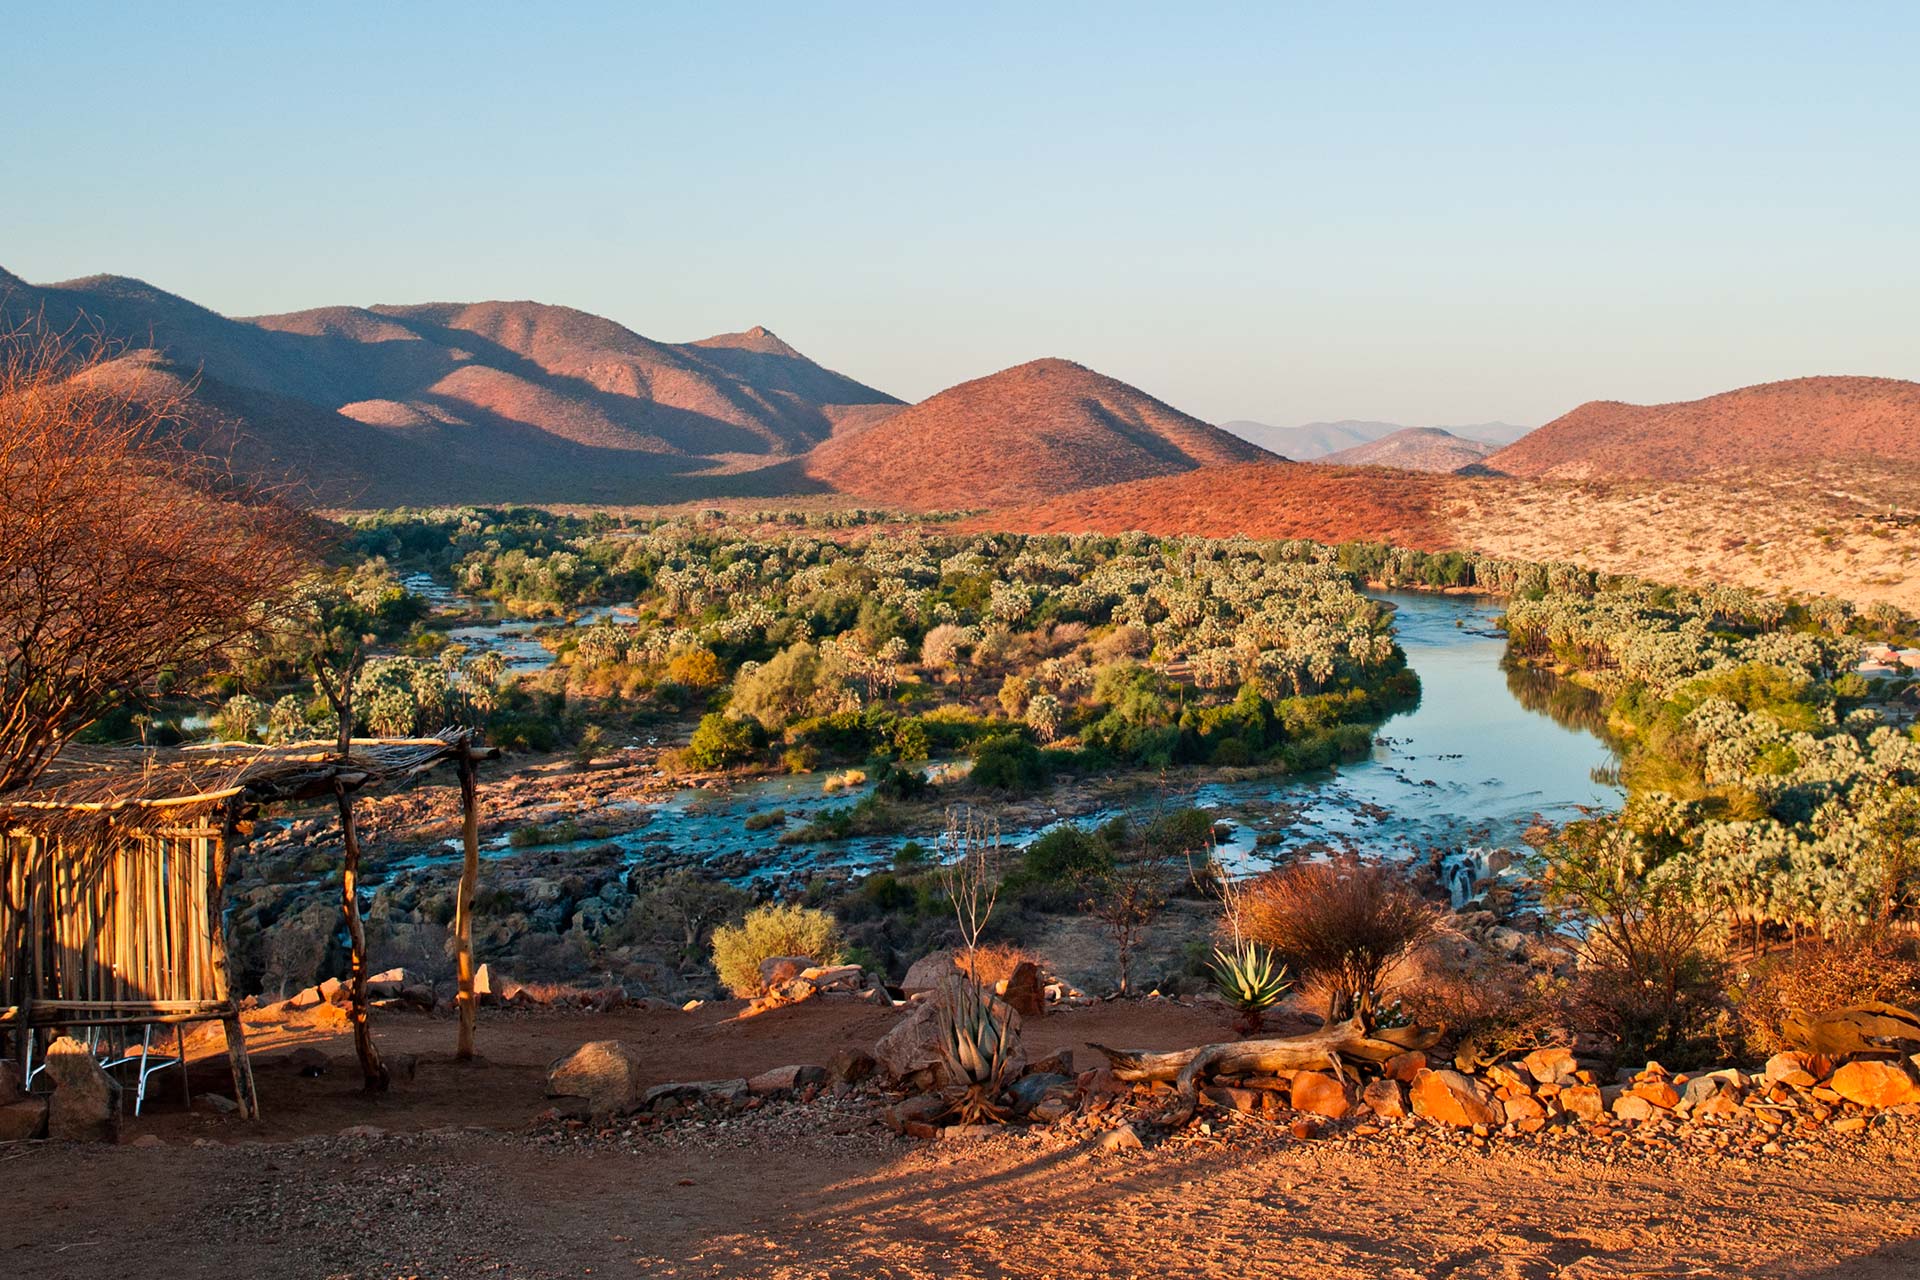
[0,729,493,837]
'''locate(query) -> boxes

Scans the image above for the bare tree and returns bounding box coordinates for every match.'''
[0,320,307,792]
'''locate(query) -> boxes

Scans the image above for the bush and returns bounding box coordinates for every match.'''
[971,734,1049,793]
[685,712,759,770]
[1738,933,1920,1056]
[1022,824,1113,884]
[956,942,1044,986]
[709,902,843,998]
[1239,857,1437,1020]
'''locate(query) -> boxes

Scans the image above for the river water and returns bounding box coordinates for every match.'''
[432,589,1621,883]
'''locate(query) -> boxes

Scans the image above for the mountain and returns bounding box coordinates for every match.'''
[1483,377,1920,480]
[1317,427,1496,472]
[0,267,900,503]
[803,358,1276,508]
[1224,418,1532,459]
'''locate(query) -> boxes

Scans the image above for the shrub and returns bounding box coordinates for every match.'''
[685,712,759,770]
[1737,932,1920,1055]
[743,809,786,832]
[1022,824,1113,883]
[971,734,1049,793]
[666,647,725,689]
[1239,857,1437,1021]
[709,902,843,998]
[955,942,1044,986]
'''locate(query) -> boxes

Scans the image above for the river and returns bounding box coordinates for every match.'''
[437,589,1621,883]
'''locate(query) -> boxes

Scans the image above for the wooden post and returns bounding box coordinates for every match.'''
[333,781,389,1093]
[454,747,480,1061]
[210,805,259,1119]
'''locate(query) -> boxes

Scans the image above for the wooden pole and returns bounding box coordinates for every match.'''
[211,806,259,1119]
[454,747,480,1061]
[333,781,389,1093]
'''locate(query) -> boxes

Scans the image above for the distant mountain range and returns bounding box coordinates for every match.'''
[1221,418,1533,460]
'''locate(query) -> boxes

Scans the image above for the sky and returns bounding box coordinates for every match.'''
[7,4,1918,427]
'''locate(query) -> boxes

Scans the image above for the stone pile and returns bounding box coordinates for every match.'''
[746,958,890,1014]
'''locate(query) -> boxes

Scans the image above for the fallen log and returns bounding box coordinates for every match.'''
[1091,1016,1443,1129]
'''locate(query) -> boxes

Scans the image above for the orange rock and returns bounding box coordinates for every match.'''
[1696,1093,1747,1119]
[1521,1046,1578,1085]
[1611,1094,1656,1121]
[1630,1081,1681,1109]
[1559,1085,1605,1122]
[1830,1060,1920,1109]
[1383,1051,1427,1084]
[1289,1071,1352,1119]
[1487,1063,1532,1094]
[1410,1069,1499,1127]
[1502,1094,1547,1123]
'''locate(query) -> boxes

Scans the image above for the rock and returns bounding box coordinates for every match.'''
[941,1123,1001,1140]
[1832,1115,1868,1133]
[288,985,324,1010]
[318,976,345,1004]
[758,955,811,990]
[1629,1080,1680,1109]
[1611,1094,1656,1121]
[1027,1048,1075,1078]
[1764,1051,1815,1088]
[1382,1051,1427,1083]
[800,964,866,992]
[1502,1094,1547,1123]
[643,1078,749,1110]
[1008,1072,1074,1117]
[199,1092,239,1115]
[44,1036,120,1142]
[1830,1060,1920,1109]
[873,976,1020,1087]
[747,1064,829,1095]
[546,1040,647,1119]
[366,967,410,997]
[0,1098,48,1141]
[883,1093,949,1135]
[1486,1063,1532,1094]
[1000,961,1045,1018]
[900,949,958,996]
[1202,1085,1265,1115]
[1695,1092,1747,1120]
[1361,1078,1408,1119]
[128,1133,166,1148]
[1409,1068,1498,1127]
[0,1060,23,1104]
[1521,1046,1578,1085]
[339,1124,387,1138]
[1783,1002,1920,1058]
[1559,1084,1605,1122]
[1289,1070,1352,1119]
[1289,1117,1322,1140]
[289,1047,330,1078]
[473,962,499,1004]
[829,1049,877,1085]
[1095,1122,1142,1153]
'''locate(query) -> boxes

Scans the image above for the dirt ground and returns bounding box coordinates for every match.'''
[9,1001,1920,1280]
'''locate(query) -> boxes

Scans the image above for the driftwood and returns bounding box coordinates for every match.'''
[1092,1016,1443,1129]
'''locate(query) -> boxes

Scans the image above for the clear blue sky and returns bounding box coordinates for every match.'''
[7,4,1917,427]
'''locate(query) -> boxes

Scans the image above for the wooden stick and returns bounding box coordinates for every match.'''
[334,781,389,1093]
[453,747,480,1061]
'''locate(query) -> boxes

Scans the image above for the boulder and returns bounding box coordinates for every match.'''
[1289,1070,1352,1119]
[1361,1078,1408,1119]
[883,1093,950,1135]
[1409,1068,1498,1128]
[1764,1051,1815,1088]
[1830,1060,1920,1109]
[901,950,958,996]
[829,1049,877,1085]
[873,976,1021,1087]
[366,967,410,998]
[1202,1085,1265,1115]
[545,1040,647,1118]
[0,1097,48,1141]
[1629,1080,1680,1109]
[643,1078,748,1110]
[1502,1093,1548,1123]
[43,1036,120,1142]
[1486,1063,1532,1094]
[1559,1084,1605,1122]
[473,962,498,1004]
[1095,1122,1143,1153]
[1521,1046,1578,1086]
[1382,1050,1427,1083]
[1000,961,1046,1018]
[1008,1072,1074,1117]
[747,1064,829,1095]
[289,1047,331,1078]
[1611,1093,1656,1122]
[1027,1048,1075,1078]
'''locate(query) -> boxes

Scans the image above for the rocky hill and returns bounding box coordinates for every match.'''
[1483,377,1920,480]
[803,358,1274,508]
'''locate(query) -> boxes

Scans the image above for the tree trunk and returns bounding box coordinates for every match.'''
[453,748,480,1061]
[1091,1016,1442,1129]
[334,782,389,1092]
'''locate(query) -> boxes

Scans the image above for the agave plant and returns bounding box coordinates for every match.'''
[937,979,1021,1124]
[1208,940,1293,1035]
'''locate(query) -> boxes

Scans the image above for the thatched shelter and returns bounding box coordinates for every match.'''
[0,730,496,1117]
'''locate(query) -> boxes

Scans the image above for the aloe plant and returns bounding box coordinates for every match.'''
[937,980,1021,1124]
[1208,940,1292,1034]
